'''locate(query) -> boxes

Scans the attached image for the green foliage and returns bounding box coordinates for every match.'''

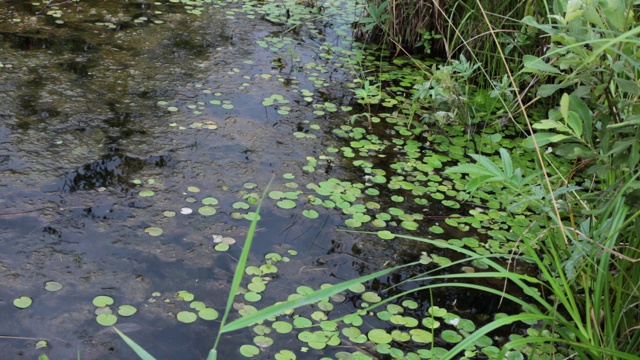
[520,0,640,190]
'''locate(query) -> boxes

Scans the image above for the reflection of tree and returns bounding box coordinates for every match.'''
[59,153,173,192]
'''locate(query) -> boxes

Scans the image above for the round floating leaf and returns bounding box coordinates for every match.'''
[180,207,193,215]
[302,209,319,219]
[377,230,395,240]
[198,206,217,216]
[362,292,381,303]
[144,227,163,236]
[276,200,296,209]
[348,283,365,293]
[93,295,114,307]
[430,225,444,234]
[163,211,176,217]
[198,308,219,320]
[177,311,197,323]
[96,314,117,326]
[253,335,273,348]
[240,344,260,357]
[233,202,250,209]
[44,281,62,292]
[202,197,219,205]
[368,329,392,344]
[191,301,207,311]
[244,182,258,189]
[441,330,462,343]
[410,329,433,343]
[13,296,32,309]
[269,191,285,200]
[273,321,293,334]
[274,350,296,360]
[138,190,154,197]
[118,305,137,317]
[187,186,200,193]
[245,292,262,302]
[293,317,312,328]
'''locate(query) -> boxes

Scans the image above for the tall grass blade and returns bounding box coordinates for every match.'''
[211,176,274,352]
[221,262,411,333]
[112,327,156,360]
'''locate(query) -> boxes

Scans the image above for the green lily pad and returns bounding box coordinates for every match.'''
[177,311,197,323]
[118,305,137,317]
[276,200,296,209]
[198,308,219,320]
[240,344,260,357]
[138,190,155,197]
[13,296,32,309]
[92,295,114,307]
[368,329,392,344]
[273,321,293,334]
[233,202,250,209]
[198,206,217,216]
[187,186,200,193]
[302,209,319,219]
[202,197,219,205]
[96,314,117,326]
[144,227,163,236]
[44,281,62,292]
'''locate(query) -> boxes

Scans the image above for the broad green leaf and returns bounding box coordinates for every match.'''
[522,132,572,148]
[522,55,561,75]
[566,112,582,138]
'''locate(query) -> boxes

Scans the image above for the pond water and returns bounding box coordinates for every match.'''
[0,0,387,358]
[0,1,518,359]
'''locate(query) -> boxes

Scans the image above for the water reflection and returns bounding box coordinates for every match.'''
[0,0,369,358]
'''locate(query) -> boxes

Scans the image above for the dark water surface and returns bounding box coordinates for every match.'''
[0,0,376,358]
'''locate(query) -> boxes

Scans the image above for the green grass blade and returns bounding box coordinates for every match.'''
[221,262,413,333]
[112,327,156,360]
[212,176,274,351]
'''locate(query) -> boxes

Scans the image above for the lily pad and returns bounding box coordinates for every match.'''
[144,227,163,236]
[93,295,114,307]
[198,308,219,320]
[118,305,137,317]
[177,311,198,323]
[138,190,155,197]
[240,344,260,358]
[44,281,62,292]
[96,314,117,326]
[13,296,32,309]
[198,206,217,216]
[276,200,296,209]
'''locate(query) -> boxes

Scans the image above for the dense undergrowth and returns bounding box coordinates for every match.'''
[353,0,640,358]
[104,0,640,359]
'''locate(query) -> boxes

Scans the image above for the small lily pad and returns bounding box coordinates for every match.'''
[177,311,197,323]
[118,305,137,317]
[144,227,163,236]
[139,190,155,197]
[198,308,219,320]
[198,206,217,216]
[13,296,32,309]
[202,197,219,205]
[302,209,319,219]
[276,200,296,209]
[187,186,201,193]
[44,281,62,292]
[240,344,260,357]
[96,314,118,326]
[93,295,114,307]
